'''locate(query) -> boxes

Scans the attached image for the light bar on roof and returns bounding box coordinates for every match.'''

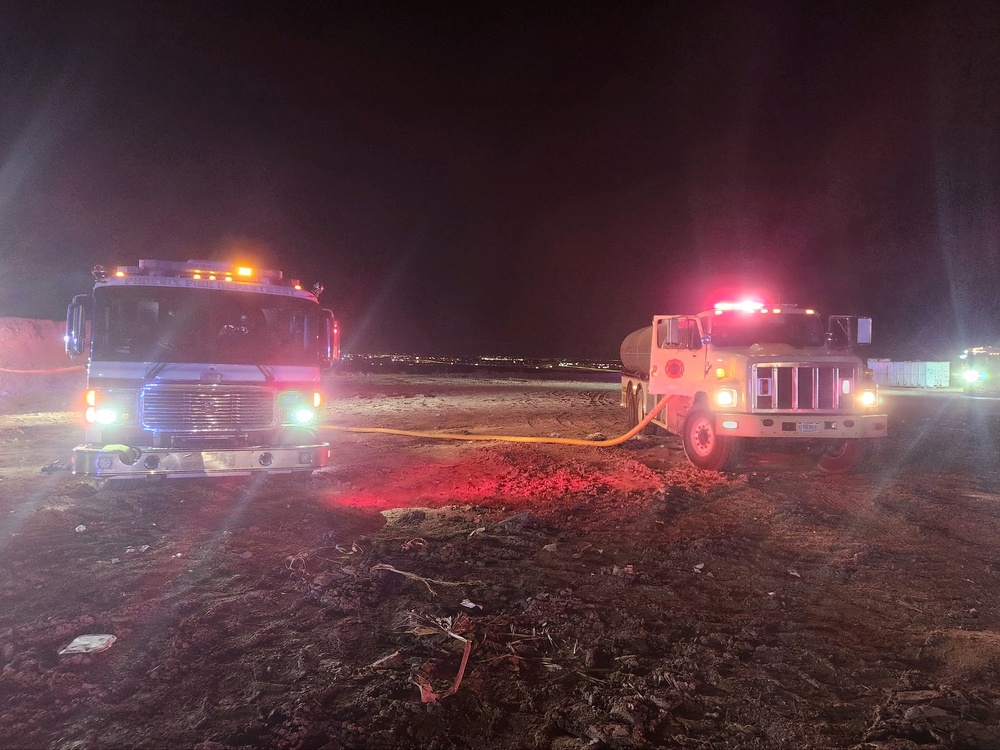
[714,300,765,312]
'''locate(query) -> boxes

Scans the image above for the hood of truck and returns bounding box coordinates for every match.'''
[711,343,863,367]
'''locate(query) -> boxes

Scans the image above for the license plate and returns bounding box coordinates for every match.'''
[797,421,821,433]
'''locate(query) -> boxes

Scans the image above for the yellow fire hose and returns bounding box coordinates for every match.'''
[321,394,669,447]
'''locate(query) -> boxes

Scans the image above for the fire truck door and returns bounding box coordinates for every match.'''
[649,316,703,395]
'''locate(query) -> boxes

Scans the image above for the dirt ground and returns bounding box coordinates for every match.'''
[4,337,1000,748]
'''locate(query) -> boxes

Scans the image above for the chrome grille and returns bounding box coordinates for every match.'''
[752,364,856,413]
[141,385,275,431]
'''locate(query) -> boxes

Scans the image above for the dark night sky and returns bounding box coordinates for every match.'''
[1,2,999,359]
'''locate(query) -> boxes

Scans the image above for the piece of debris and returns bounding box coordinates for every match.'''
[460,599,482,609]
[895,690,941,703]
[788,570,801,577]
[403,613,474,703]
[75,525,87,533]
[694,563,705,573]
[40,460,72,474]
[58,634,116,655]
[368,650,403,669]
[370,563,480,596]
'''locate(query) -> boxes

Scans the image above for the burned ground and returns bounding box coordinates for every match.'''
[3,368,1000,750]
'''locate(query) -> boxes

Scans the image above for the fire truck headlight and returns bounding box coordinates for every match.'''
[279,391,318,424]
[963,369,982,383]
[714,388,737,409]
[293,407,315,424]
[859,389,878,408]
[94,407,118,425]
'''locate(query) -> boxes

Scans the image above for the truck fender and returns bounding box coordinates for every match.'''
[666,395,692,435]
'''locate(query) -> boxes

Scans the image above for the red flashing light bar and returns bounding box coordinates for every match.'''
[714,300,765,312]
[713,300,812,314]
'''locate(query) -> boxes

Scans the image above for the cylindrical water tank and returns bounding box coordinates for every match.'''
[620,326,652,375]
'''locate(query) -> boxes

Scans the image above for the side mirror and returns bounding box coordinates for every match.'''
[65,295,90,359]
[320,309,340,368]
[856,317,872,345]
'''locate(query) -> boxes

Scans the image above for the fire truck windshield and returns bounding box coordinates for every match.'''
[708,311,826,349]
[91,287,323,365]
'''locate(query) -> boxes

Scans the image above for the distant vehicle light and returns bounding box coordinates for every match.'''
[313,391,322,408]
[715,388,737,408]
[237,267,253,277]
[859,390,878,408]
[294,408,315,424]
[715,367,726,378]
[963,369,982,383]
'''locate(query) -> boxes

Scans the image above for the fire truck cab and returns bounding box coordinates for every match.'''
[620,301,888,473]
[65,259,339,484]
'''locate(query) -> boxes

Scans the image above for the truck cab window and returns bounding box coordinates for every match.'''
[678,318,701,350]
[656,318,701,350]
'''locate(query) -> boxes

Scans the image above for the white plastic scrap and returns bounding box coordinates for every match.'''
[75,525,86,533]
[58,634,116,655]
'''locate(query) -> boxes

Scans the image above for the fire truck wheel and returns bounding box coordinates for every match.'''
[817,440,868,474]
[625,389,639,430]
[682,409,743,471]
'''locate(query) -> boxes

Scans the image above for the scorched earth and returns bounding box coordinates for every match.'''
[3,357,1000,748]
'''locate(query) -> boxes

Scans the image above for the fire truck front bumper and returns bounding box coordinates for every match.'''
[712,412,888,439]
[72,443,331,479]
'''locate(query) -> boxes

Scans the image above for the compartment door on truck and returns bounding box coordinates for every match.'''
[649,315,703,394]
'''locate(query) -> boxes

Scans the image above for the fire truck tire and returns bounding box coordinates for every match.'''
[682,409,743,471]
[817,439,869,474]
[626,389,639,430]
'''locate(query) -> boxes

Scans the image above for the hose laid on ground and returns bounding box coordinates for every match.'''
[321,394,670,447]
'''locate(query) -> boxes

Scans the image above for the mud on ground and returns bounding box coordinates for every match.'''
[3,373,1000,749]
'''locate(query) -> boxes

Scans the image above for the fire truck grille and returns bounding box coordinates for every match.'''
[141,386,275,432]
[752,364,856,413]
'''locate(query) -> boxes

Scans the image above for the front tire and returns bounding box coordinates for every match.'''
[682,409,743,471]
[817,440,868,474]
